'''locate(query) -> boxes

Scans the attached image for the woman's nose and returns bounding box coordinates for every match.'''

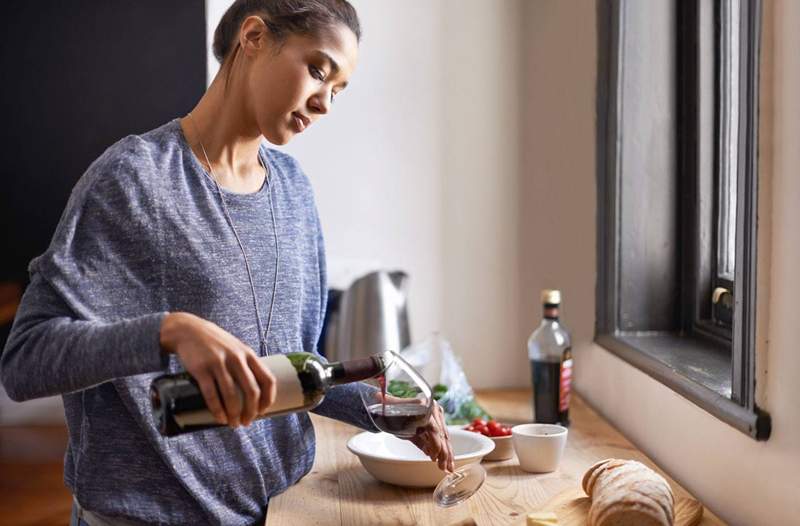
[308,92,330,116]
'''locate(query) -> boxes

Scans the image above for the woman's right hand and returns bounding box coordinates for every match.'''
[159,312,276,427]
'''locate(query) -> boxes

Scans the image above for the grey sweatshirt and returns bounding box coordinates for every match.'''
[0,119,375,525]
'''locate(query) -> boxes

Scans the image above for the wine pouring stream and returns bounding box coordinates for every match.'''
[360,350,487,507]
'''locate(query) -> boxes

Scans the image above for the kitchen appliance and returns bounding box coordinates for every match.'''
[322,270,411,362]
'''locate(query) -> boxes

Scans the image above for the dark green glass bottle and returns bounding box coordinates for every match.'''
[150,352,387,437]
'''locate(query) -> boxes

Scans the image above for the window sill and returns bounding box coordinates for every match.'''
[595,332,771,440]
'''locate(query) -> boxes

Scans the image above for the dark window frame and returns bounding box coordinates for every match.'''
[595,0,770,440]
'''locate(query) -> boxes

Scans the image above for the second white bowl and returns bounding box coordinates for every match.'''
[511,423,568,473]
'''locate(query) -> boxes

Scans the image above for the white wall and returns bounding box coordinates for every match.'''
[278,0,449,343]
[520,1,800,524]
[440,0,523,389]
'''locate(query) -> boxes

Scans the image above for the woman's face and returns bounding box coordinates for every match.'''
[242,19,359,145]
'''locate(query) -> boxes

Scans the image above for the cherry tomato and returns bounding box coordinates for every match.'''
[487,420,502,436]
[499,427,512,436]
[472,418,486,426]
[474,424,489,436]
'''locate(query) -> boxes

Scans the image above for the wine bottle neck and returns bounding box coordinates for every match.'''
[328,355,385,386]
[543,304,560,321]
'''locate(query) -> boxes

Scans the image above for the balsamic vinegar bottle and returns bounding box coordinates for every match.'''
[527,290,573,426]
[150,352,387,437]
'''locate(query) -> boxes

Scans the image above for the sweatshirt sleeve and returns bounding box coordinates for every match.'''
[0,273,168,401]
[0,138,171,401]
[311,382,380,432]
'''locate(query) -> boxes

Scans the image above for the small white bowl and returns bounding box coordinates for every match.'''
[483,434,515,461]
[511,423,568,473]
[347,427,495,487]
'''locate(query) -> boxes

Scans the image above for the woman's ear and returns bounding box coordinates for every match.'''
[238,15,271,58]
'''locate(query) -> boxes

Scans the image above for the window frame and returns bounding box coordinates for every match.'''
[595,0,770,440]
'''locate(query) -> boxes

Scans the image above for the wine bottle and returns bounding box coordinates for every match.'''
[150,352,387,437]
[527,290,573,426]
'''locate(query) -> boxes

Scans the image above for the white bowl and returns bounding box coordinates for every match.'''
[346,427,495,487]
[511,423,568,473]
[483,434,515,461]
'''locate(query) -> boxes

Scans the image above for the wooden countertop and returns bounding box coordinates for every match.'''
[265,389,723,525]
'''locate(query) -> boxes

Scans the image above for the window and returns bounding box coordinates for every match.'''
[711,0,740,330]
[596,0,769,439]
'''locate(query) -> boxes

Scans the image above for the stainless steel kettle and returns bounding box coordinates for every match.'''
[323,270,411,362]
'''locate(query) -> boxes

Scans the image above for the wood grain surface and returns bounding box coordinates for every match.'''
[0,426,72,526]
[265,390,725,526]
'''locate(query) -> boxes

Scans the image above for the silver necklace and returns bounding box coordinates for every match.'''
[187,112,279,355]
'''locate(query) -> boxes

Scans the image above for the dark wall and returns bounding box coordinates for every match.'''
[0,1,206,346]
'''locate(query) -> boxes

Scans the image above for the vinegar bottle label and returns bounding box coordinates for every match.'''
[559,353,573,413]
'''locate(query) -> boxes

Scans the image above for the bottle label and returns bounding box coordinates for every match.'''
[173,354,306,427]
[559,355,572,413]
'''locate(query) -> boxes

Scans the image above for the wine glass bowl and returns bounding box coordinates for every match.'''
[358,350,434,438]
[357,350,489,507]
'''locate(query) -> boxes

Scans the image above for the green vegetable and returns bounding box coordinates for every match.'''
[432,383,448,401]
[386,379,421,398]
[440,393,492,425]
[385,380,491,425]
[456,400,491,421]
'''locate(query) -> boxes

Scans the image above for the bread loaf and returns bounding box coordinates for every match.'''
[582,459,674,526]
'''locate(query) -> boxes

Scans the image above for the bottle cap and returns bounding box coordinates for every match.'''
[541,289,561,305]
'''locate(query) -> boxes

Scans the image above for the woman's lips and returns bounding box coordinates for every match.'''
[292,112,308,132]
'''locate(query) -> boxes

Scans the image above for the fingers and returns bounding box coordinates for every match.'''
[213,363,242,427]
[171,316,273,429]
[194,370,227,425]
[434,404,455,472]
[429,430,449,471]
[247,352,276,414]
[227,349,260,426]
[409,404,455,472]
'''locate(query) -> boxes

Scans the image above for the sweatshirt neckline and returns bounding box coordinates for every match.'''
[171,118,274,203]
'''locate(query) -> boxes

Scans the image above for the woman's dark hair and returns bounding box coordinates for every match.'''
[213,0,361,66]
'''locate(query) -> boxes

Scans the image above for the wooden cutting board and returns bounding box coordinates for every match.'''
[532,486,704,526]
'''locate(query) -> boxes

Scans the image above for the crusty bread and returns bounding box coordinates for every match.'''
[582,459,611,494]
[583,459,674,526]
[674,497,704,526]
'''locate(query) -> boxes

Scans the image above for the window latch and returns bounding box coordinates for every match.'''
[712,287,733,306]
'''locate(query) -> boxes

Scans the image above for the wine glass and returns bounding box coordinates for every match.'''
[358,350,487,507]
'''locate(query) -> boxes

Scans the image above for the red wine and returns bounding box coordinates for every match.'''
[377,374,387,417]
[531,358,570,426]
[367,402,428,437]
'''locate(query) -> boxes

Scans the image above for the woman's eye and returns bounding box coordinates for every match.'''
[309,65,325,81]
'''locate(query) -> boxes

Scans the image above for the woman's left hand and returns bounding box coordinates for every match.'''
[407,402,455,473]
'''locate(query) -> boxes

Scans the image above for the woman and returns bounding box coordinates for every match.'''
[0,1,453,524]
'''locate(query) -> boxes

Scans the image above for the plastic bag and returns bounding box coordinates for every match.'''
[397,333,492,425]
